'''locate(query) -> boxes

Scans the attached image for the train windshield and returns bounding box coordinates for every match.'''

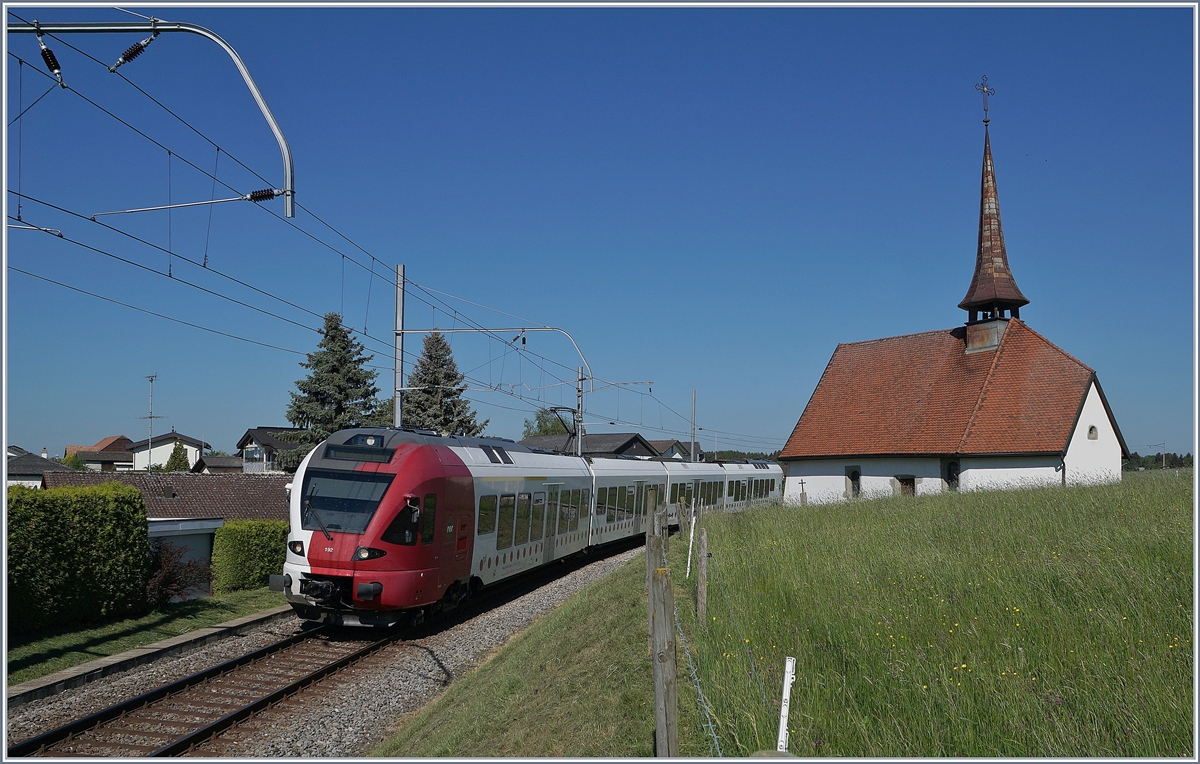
[299,469,394,535]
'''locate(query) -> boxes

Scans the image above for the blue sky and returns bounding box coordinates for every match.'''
[3,5,1194,458]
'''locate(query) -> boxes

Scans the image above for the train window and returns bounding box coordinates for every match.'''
[495,447,515,465]
[569,489,581,531]
[616,487,627,521]
[770,479,776,493]
[496,494,516,550]
[300,469,394,535]
[420,494,438,544]
[582,489,590,520]
[606,488,616,523]
[597,487,607,514]
[635,485,644,517]
[547,489,559,535]
[727,481,734,498]
[515,493,531,545]
[479,446,501,464]
[531,493,545,540]
[557,490,570,534]
[477,495,497,535]
[670,483,679,503]
[381,496,421,546]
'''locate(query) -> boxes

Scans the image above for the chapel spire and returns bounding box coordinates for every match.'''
[958,77,1029,324]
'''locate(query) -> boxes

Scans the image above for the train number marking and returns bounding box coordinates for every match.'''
[325,547,334,553]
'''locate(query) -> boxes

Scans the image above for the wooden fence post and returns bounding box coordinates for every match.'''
[697,529,708,625]
[650,566,678,757]
[646,533,662,653]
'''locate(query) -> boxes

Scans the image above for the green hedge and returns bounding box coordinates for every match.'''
[211,520,289,593]
[7,483,150,633]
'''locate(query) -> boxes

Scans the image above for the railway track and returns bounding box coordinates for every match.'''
[8,537,648,758]
[6,626,396,758]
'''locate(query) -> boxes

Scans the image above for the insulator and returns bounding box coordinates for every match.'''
[248,188,276,203]
[40,47,61,76]
[122,41,147,63]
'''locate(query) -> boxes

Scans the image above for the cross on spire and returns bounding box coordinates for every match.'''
[975,75,995,124]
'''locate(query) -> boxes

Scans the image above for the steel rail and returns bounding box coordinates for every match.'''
[5,625,323,758]
[151,632,397,756]
[7,19,295,217]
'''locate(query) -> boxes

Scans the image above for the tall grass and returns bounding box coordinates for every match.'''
[372,555,709,757]
[670,470,1193,756]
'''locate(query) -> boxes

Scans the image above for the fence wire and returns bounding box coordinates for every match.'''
[673,597,723,757]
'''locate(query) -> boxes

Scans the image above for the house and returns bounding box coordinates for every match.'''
[647,439,705,461]
[126,429,210,471]
[779,123,1127,505]
[42,472,292,597]
[65,435,135,472]
[190,455,244,474]
[236,427,304,473]
[6,448,77,489]
[519,432,659,457]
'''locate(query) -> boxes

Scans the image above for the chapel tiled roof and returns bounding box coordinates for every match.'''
[779,319,1124,459]
[42,472,291,522]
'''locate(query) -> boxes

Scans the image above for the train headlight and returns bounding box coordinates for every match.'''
[353,546,387,560]
[288,541,304,556]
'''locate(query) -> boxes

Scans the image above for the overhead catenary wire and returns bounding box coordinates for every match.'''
[8,19,782,449]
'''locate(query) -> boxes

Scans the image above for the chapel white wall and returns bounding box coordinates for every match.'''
[784,457,944,505]
[1062,381,1122,485]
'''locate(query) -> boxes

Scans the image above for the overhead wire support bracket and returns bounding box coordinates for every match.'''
[90,188,282,218]
[8,19,296,217]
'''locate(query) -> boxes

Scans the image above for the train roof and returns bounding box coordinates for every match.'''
[327,427,533,453]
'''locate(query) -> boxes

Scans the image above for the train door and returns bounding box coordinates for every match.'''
[450,514,469,562]
[543,485,560,564]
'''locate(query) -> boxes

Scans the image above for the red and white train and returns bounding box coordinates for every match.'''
[270,427,783,626]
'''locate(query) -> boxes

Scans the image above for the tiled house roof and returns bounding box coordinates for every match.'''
[7,452,78,478]
[779,319,1127,460]
[72,451,134,465]
[236,427,304,453]
[520,432,658,457]
[126,431,210,451]
[66,435,134,456]
[42,472,291,522]
[647,440,681,456]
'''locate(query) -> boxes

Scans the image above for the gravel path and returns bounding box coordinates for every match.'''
[7,546,643,757]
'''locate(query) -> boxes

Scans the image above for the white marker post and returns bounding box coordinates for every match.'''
[776,656,796,753]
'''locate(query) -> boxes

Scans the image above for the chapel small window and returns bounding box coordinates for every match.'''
[1087,425,1098,440]
[847,468,861,498]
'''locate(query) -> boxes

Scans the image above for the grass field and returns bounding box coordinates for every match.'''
[679,469,1193,757]
[6,587,286,685]
[371,553,709,757]
[373,470,1192,757]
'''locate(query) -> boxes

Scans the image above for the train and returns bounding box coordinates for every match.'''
[270,427,783,626]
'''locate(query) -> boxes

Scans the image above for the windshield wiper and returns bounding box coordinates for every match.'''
[304,489,333,541]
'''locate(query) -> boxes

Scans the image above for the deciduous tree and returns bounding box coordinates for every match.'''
[522,407,570,438]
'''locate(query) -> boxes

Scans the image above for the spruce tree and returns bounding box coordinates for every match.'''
[276,312,381,470]
[402,331,488,436]
[164,441,190,472]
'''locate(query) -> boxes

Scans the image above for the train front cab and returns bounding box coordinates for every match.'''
[276,429,474,626]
